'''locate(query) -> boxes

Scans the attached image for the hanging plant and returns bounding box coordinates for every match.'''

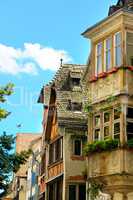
[88,181,103,200]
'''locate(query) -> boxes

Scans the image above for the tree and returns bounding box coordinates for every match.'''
[0,83,31,197]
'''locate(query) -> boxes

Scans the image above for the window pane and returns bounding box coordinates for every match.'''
[115,32,121,46]
[104,112,110,123]
[97,43,102,55]
[74,140,81,155]
[114,122,120,135]
[114,108,121,120]
[106,38,111,71]
[104,126,110,138]
[95,115,100,127]
[127,122,133,134]
[115,46,122,66]
[115,32,122,66]
[69,185,76,200]
[96,43,102,74]
[94,129,100,141]
[127,107,133,119]
[79,184,86,200]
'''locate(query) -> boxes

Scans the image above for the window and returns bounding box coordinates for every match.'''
[72,78,80,86]
[73,139,82,156]
[114,32,122,66]
[94,115,101,141]
[48,178,63,200]
[96,42,103,75]
[126,107,133,140]
[49,138,63,164]
[126,32,133,66]
[105,38,112,71]
[69,184,86,200]
[67,100,82,112]
[104,112,111,139]
[113,108,121,140]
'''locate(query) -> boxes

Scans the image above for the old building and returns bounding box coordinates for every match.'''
[82,0,133,199]
[38,64,88,200]
[12,133,41,200]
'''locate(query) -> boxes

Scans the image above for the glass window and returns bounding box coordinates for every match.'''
[96,42,102,75]
[69,185,76,200]
[126,107,133,140]
[95,115,100,126]
[113,108,121,140]
[104,112,111,139]
[94,129,100,141]
[74,140,82,156]
[114,32,122,66]
[79,185,86,200]
[105,38,112,71]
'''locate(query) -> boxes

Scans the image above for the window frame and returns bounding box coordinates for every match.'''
[96,42,103,75]
[93,114,101,141]
[73,139,82,156]
[105,37,112,71]
[69,184,86,200]
[114,31,122,67]
[103,111,111,139]
[113,107,121,140]
[126,106,133,140]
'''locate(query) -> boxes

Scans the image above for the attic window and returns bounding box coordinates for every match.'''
[67,100,82,111]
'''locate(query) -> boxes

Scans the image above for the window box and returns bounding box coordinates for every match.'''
[98,72,107,78]
[107,67,118,74]
[127,66,133,71]
[89,76,98,83]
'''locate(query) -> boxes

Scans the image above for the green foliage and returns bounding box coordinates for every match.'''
[127,139,133,148]
[88,181,103,200]
[0,83,32,197]
[84,104,92,113]
[0,133,32,197]
[0,83,14,120]
[83,138,119,156]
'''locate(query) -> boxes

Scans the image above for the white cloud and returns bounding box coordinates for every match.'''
[0,43,72,75]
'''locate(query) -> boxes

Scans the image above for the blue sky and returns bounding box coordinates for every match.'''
[0,0,117,135]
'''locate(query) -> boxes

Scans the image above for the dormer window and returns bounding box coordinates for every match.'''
[114,32,122,66]
[72,78,80,86]
[96,42,103,75]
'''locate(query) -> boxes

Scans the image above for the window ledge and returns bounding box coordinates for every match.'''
[48,159,63,168]
[89,66,133,83]
[71,155,85,161]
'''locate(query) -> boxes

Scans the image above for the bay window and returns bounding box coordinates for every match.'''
[114,32,122,66]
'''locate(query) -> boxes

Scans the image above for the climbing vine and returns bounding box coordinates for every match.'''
[88,181,103,200]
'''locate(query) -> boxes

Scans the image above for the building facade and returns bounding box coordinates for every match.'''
[38,64,88,200]
[82,0,133,199]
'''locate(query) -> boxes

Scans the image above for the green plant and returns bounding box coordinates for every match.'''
[83,138,119,156]
[88,181,103,200]
[127,139,133,148]
[84,104,93,113]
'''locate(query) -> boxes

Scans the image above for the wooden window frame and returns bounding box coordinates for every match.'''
[69,184,86,200]
[104,37,112,71]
